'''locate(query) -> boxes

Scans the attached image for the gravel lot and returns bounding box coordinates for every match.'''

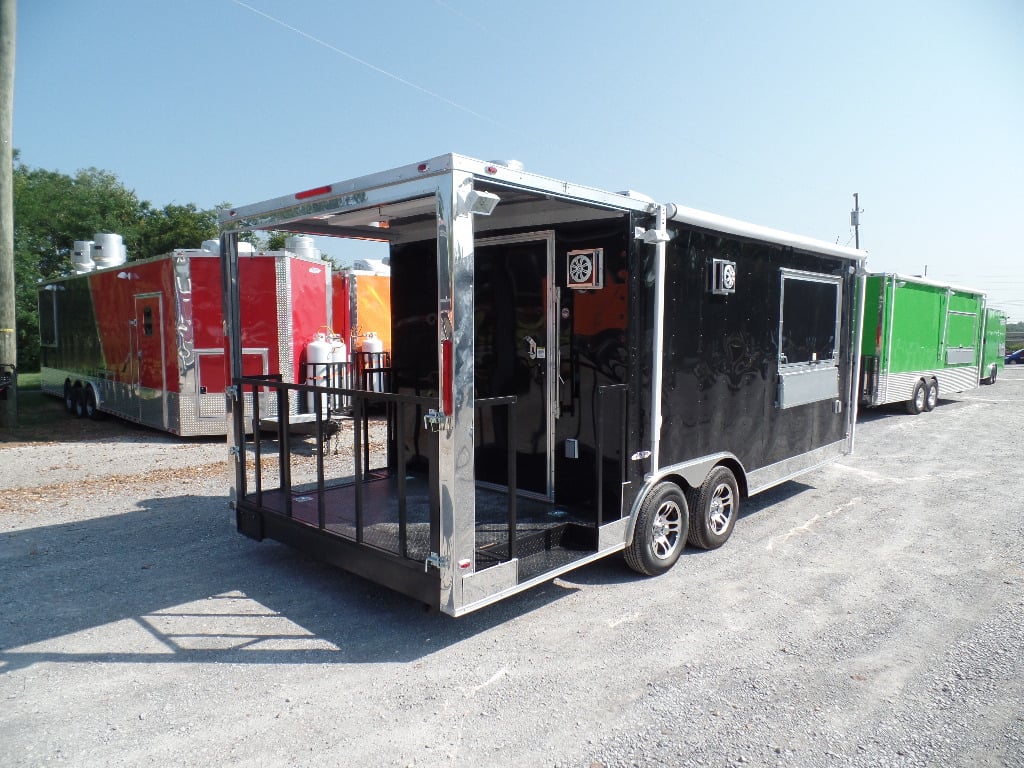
[2,370,1022,768]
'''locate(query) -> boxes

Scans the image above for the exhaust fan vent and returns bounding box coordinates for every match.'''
[710,258,737,295]
[567,248,603,290]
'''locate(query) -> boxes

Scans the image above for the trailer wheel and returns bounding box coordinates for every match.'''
[905,380,926,415]
[687,466,740,550]
[924,379,939,411]
[84,386,104,420]
[72,385,87,418]
[63,381,76,415]
[625,482,688,576]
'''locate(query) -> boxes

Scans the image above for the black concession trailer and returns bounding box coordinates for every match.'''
[219,154,866,616]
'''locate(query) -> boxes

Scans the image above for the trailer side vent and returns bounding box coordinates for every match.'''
[710,258,737,295]
[567,248,603,290]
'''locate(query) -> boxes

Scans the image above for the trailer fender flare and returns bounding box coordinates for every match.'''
[83,382,105,420]
[625,453,748,546]
[81,380,101,410]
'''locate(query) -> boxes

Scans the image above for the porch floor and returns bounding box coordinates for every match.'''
[245,471,597,578]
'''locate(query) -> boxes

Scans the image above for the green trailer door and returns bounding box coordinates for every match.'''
[980,308,1007,384]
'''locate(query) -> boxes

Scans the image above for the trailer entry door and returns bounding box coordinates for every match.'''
[474,232,557,500]
[133,293,168,429]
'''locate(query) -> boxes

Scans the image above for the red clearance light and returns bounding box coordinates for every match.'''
[485,165,498,174]
[441,338,453,416]
[295,185,332,200]
[417,163,429,172]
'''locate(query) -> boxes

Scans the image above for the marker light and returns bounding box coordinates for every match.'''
[295,185,332,200]
[441,338,453,416]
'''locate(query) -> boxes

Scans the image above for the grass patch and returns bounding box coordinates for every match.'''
[17,371,41,390]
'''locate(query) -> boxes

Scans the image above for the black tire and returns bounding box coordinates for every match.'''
[84,386,104,420]
[72,385,87,418]
[687,466,740,550]
[63,381,76,415]
[625,482,689,576]
[905,380,926,415]
[924,379,938,412]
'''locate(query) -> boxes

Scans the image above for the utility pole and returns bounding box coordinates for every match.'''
[851,193,862,249]
[0,0,17,427]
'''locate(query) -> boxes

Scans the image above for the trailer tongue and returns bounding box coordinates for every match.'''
[219,154,865,616]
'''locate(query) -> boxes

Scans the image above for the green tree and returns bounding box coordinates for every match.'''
[136,201,217,256]
[266,231,288,251]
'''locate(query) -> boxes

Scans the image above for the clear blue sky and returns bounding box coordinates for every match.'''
[14,0,1024,319]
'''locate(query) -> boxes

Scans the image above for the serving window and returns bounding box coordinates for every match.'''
[777,269,842,409]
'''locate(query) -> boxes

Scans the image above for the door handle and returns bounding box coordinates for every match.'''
[523,335,537,360]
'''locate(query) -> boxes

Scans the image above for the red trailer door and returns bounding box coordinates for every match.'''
[132,293,168,429]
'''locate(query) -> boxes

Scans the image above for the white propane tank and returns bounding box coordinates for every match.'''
[327,333,347,411]
[306,332,334,413]
[92,233,126,268]
[72,240,95,273]
[306,332,347,412]
[360,332,385,392]
[201,239,220,253]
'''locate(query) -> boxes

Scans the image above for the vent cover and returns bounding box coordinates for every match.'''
[567,248,603,290]
[710,258,737,295]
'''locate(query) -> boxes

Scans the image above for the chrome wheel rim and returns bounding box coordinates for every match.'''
[915,387,926,411]
[651,500,683,560]
[709,483,735,535]
[926,385,937,409]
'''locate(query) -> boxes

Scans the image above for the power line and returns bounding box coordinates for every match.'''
[231,0,511,131]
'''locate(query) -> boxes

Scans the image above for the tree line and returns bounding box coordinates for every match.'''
[12,154,282,372]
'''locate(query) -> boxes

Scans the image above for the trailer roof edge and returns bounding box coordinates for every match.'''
[665,202,867,262]
[218,153,656,232]
[865,272,987,297]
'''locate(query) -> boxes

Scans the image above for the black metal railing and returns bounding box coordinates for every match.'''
[234,373,437,561]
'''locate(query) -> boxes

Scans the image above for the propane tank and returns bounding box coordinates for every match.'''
[360,332,385,392]
[306,333,333,412]
[306,331,348,412]
[327,333,347,411]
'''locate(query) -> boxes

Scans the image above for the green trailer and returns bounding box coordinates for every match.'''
[860,273,986,414]
[980,308,1006,385]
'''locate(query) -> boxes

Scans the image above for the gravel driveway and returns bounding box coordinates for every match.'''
[1,371,1022,768]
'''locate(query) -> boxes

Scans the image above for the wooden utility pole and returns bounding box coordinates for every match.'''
[0,0,16,426]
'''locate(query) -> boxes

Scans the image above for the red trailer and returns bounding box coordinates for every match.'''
[39,244,331,435]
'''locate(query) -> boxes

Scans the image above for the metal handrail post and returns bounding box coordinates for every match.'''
[277,385,292,518]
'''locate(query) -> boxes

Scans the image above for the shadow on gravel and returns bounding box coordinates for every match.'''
[0,388,226,447]
[0,494,576,673]
[562,480,814,588]
[855,397,969,424]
